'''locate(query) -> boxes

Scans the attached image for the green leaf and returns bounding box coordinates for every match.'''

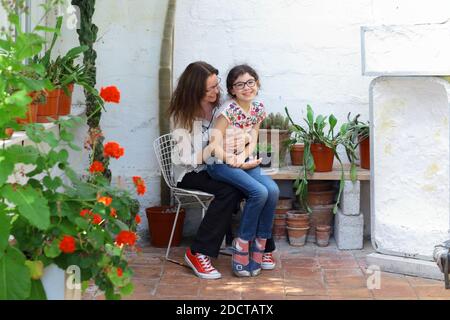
[0,204,11,259]
[68,142,81,151]
[60,130,74,142]
[44,240,61,258]
[27,279,47,300]
[5,145,39,164]
[0,151,14,186]
[0,246,31,300]
[120,282,134,296]
[74,217,89,230]
[15,33,45,60]
[5,90,32,107]
[34,25,58,33]
[306,105,314,125]
[1,185,50,230]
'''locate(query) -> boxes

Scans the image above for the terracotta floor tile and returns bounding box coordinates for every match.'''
[327,287,374,299]
[155,284,200,297]
[413,286,450,298]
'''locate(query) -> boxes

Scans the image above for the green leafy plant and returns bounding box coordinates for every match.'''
[344,113,369,166]
[0,2,143,300]
[285,105,355,213]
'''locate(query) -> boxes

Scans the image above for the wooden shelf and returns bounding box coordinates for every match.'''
[263,163,370,181]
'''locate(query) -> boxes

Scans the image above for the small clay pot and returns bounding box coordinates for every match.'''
[315,225,331,247]
[287,226,309,246]
[290,144,304,166]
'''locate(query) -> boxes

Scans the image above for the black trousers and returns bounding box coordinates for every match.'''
[178,170,275,257]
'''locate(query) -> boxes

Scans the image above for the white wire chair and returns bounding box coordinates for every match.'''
[153,133,215,264]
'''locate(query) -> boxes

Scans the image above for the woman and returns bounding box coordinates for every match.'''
[169,61,276,280]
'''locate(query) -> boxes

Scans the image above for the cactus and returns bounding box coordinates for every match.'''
[260,112,292,131]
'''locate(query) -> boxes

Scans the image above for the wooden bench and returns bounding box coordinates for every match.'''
[263,163,370,181]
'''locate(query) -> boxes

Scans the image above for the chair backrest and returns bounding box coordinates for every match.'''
[153,133,177,188]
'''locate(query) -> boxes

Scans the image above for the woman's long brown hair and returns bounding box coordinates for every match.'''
[168,61,220,132]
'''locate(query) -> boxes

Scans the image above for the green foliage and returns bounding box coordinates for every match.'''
[285,105,357,213]
[260,112,292,131]
[0,1,141,300]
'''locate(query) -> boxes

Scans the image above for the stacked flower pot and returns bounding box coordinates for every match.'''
[306,180,336,246]
[272,197,293,241]
[286,210,310,246]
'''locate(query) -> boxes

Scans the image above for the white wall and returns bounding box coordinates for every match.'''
[174,0,450,141]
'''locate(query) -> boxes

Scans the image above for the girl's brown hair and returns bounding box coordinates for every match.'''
[168,61,220,132]
[226,64,260,98]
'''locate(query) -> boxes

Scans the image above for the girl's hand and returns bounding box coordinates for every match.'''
[240,158,262,170]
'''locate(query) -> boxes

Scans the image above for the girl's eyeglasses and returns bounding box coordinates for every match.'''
[233,79,256,90]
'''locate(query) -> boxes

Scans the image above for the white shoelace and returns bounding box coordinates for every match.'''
[197,254,216,273]
[262,253,273,263]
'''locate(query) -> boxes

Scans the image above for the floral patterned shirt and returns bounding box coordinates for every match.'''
[218,99,266,131]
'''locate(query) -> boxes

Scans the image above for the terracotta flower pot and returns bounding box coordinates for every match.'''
[315,225,331,247]
[4,128,14,138]
[359,136,370,170]
[307,204,334,241]
[286,211,309,228]
[307,189,336,206]
[287,226,309,246]
[276,197,293,210]
[146,206,185,248]
[16,103,38,125]
[290,144,304,166]
[310,143,334,172]
[58,83,74,116]
[272,213,287,240]
[37,89,60,123]
[307,180,334,192]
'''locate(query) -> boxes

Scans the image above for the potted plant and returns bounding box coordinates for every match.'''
[256,142,272,167]
[285,104,355,213]
[259,112,293,166]
[345,113,370,170]
[288,131,304,166]
[0,4,143,300]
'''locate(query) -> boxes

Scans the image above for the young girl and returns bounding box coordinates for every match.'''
[206,64,279,277]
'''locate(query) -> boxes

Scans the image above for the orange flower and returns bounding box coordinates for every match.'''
[110,208,117,218]
[116,230,137,246]
[117,267,123,277]
[89,161,105,173]
[132,176,147,196]
[97,196,113,207]
[103,141,124,159]
[100,85,121,103]
[92,214,103,225]
[80,209,93,218]
[135,214,141,224]
[59,235,76,254]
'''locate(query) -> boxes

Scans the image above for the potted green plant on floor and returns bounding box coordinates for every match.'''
[285,104,354,213]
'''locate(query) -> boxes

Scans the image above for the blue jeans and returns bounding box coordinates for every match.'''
[207,164,279,241]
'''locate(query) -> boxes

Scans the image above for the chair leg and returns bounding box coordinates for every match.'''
[165,203,182,260]
[201,207,205,219]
